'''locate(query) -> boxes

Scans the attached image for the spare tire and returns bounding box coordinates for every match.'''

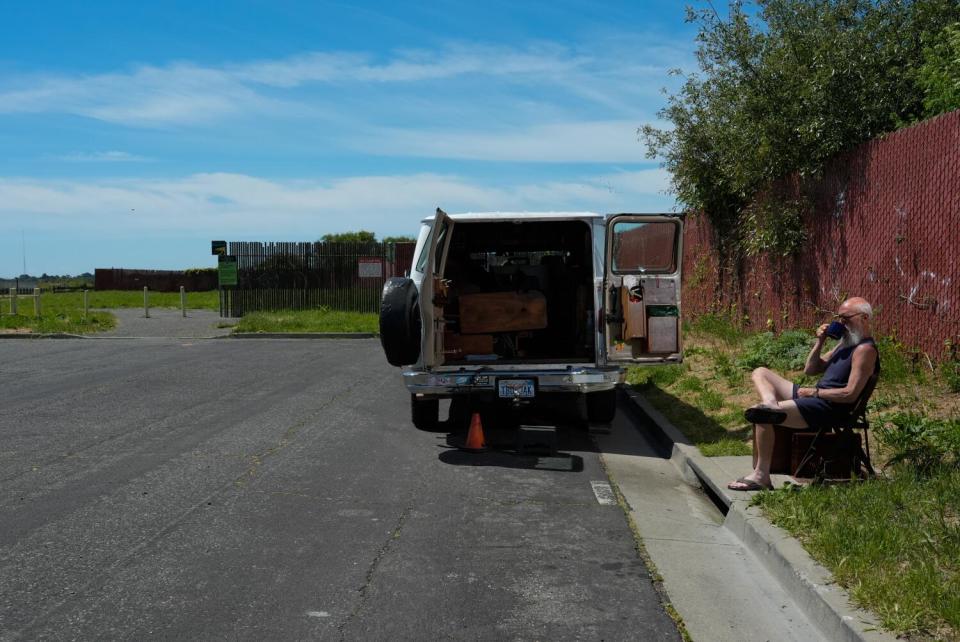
[380,277,422,366]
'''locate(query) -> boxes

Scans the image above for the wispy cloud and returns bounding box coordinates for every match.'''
[0,40,690,128]
[0,170,674,237]
[355,120,653,163]
[52,150,152,163]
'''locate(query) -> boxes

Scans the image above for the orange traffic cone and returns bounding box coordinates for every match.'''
[461,412,487,452]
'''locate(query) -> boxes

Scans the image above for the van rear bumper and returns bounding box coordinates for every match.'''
[402,366,623,395]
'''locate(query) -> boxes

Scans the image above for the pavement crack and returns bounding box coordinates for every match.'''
[336,504,413,640]
[234,376,368,485]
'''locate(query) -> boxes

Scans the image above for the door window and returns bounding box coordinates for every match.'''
[610,221,678,273]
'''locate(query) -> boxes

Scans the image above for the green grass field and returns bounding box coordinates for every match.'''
[0,290,219,334]
[232,308,378,333]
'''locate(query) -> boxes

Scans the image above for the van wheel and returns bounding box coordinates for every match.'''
[380,277,421,366]
[411,396,440,431]
[586,389,617,423]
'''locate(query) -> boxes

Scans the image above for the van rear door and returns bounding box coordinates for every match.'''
[602,214,683,364]
[420,208,454,367]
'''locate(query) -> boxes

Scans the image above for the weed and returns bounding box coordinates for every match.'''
[698,389,725,410]
[675,375,705,393]
[684,345,709,357]
[940,358,960,393]
[736,330,813,371]
[875,413,960,475]
[875,336,921,386]
[688,313,745,345]
[709,349,743,386]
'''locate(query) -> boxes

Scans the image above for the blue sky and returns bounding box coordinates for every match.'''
[0,1,698,276]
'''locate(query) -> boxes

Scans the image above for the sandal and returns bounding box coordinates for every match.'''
[744,405,787,425]
[727,477,773,491]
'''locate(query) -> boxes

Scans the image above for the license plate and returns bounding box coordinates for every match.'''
[498,379,536,398]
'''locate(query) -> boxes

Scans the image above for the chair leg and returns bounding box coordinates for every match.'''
[793,427,826,478]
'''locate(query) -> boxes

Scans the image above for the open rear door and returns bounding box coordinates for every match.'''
[420,208,454,367]
[603,213,683,364]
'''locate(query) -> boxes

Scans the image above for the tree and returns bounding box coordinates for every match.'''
[320,231,376,243]
[382,235,416,243]
[917,21,960,117]
[643,0,960,256]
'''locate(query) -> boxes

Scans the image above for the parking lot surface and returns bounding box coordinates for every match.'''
[0,338,679,640]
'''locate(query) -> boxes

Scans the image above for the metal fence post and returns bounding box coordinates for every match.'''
[9,288,16,315]
[33,288,41,318]
[83,289,89,319]
[143,286,150,318]
[180,286,186,318]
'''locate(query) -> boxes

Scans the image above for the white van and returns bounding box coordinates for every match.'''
[379,209,683,430]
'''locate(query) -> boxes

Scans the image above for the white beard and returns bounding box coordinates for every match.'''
[840,327,864,348]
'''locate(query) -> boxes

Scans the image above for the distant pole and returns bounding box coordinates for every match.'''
[21,230,26,276]
[33,287,41,318]
[83,289,89,319]
[9,288,16,315]
[180,286,186,318]
[143,286,150,318]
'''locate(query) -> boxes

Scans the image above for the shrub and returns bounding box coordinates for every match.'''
[736,330,813,372]
[876,413,960,475]
[875,336,921,385]
[940,358,960,393]
[710,350,743,387]
[689,313,745,345]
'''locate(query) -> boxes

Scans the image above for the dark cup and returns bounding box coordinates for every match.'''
[824,320,845,340]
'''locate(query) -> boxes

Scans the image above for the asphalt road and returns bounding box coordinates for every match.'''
[0,338,679,641]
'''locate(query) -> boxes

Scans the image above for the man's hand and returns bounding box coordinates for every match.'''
[797,387,817,398]
[804,326,830,375]
[814,323,829,341]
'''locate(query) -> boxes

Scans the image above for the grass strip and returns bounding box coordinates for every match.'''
[233,308,378,333]
[0,290,219,334]
[753,469,960,639]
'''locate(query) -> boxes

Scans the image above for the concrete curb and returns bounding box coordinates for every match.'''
[228,332,377,339]
[620,386,896,642]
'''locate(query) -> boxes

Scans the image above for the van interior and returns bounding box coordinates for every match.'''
[439,220,594,365]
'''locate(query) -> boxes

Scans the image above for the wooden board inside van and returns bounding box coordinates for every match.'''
[459,291,547,334]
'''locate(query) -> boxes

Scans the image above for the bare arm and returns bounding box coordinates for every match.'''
[798,344,877,403]
[803,324,833,375]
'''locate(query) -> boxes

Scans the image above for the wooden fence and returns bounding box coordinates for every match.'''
[219,241,416,317]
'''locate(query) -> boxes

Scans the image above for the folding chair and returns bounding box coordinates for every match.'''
[792,371,879,482]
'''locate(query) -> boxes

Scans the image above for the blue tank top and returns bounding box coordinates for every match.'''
[817,338,879,395]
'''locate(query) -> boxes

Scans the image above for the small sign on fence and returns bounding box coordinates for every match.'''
[357,257,384,279]
[218,255,238,287]
[211,240,227,256]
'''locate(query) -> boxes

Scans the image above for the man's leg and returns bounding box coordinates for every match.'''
[750,367,795,407]
[730,401,809,490]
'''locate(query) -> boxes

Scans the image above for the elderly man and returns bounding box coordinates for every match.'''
[728,297,880,491]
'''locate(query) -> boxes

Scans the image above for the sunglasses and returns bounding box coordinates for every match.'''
[833,312,864,322]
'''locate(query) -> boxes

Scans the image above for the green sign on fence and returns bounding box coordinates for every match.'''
[218,255,238,287]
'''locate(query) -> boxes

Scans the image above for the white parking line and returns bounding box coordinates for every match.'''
[590,481,616,505]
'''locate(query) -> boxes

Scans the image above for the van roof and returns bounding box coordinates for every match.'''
[420,211,604,223]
